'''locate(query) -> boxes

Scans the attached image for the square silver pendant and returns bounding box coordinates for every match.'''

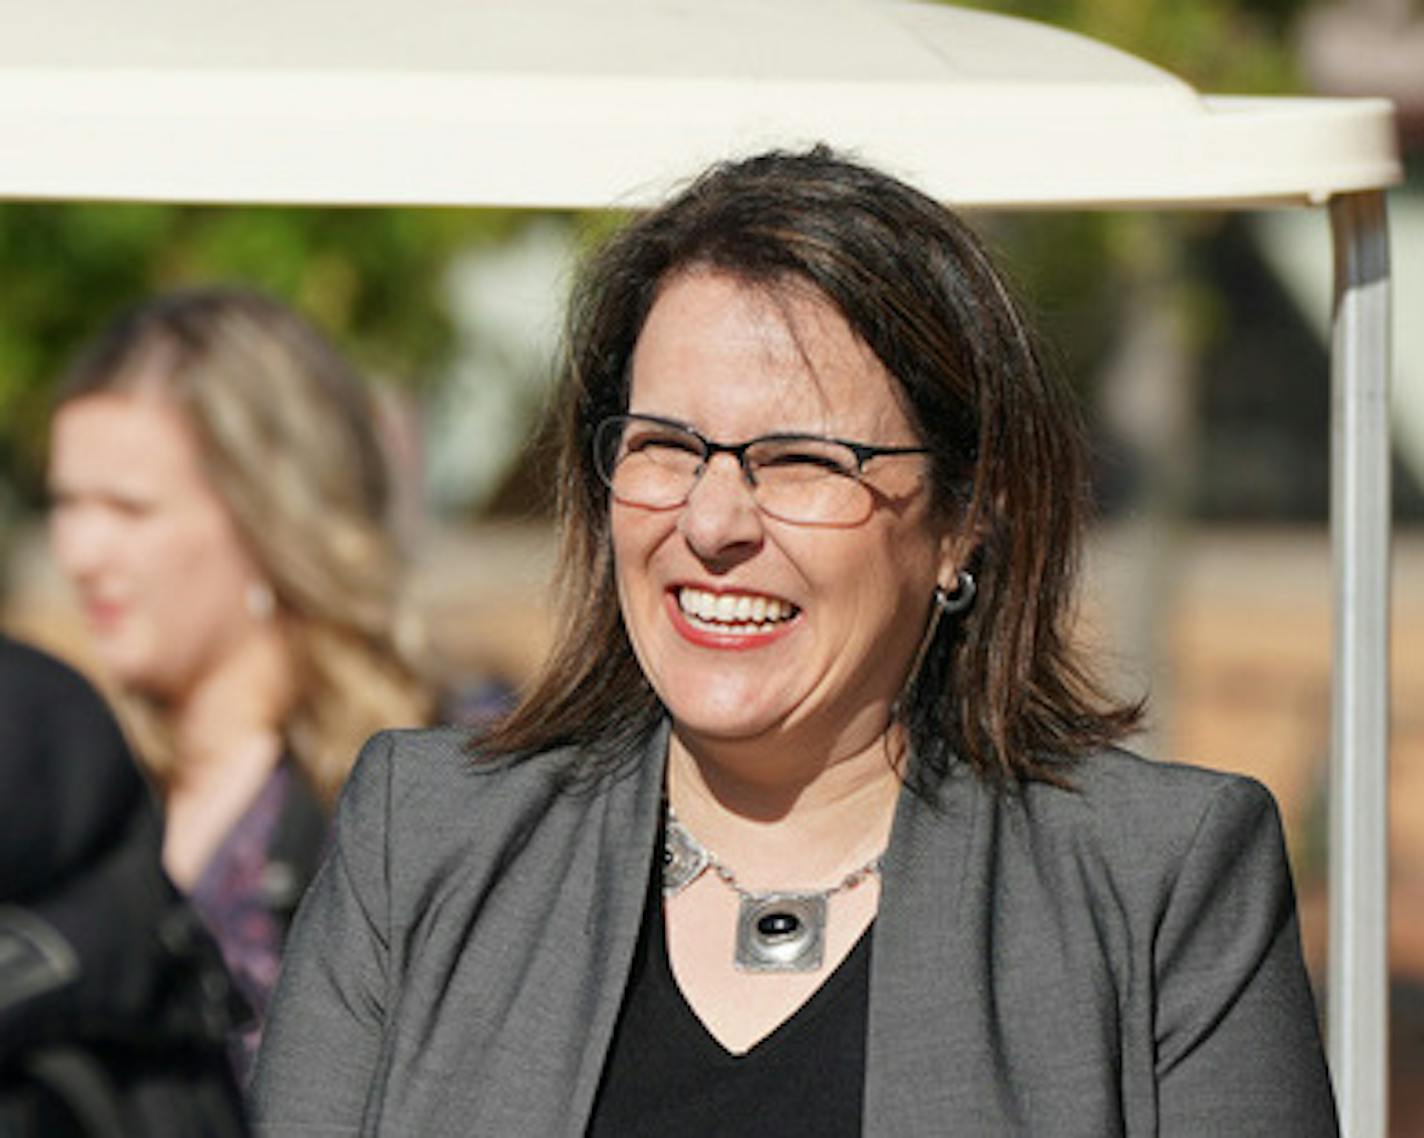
[734,892,827,972]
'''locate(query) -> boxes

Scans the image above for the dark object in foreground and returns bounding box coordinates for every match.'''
[0,635,247,1137]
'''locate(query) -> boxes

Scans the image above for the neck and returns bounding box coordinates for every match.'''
[165,623,294,787]
[668,700,907,811]
[666,721,904,887]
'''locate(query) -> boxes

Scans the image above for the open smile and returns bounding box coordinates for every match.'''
[671,585,800,642]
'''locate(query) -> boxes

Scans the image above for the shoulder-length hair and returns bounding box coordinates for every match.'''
[486,146,1138,787]
[57,286,431,801]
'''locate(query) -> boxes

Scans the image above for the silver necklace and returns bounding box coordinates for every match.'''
[662,807,882,973]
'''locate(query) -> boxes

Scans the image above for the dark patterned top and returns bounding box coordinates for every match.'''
[189,762,305,1081]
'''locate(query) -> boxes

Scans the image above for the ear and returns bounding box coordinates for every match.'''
[934,524,980,593]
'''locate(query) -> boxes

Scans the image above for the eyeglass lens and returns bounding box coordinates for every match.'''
[596,416,871,525]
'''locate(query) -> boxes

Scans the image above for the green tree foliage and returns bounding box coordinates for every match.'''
[0,201,547,507]
[973,0,1303,93]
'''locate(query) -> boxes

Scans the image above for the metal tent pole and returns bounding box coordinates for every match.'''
[1327,189,1392,1138]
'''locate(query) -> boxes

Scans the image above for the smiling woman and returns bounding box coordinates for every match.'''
[253,149,1338,1137]
[607,271,953,782]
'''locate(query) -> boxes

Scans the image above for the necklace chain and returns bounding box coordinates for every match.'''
[664,806,883,901]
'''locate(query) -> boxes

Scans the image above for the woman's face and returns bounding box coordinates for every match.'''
[48,389,268,700]
[611,270,960,763]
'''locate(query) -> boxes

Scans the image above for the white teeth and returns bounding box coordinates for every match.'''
[676,587,797,632]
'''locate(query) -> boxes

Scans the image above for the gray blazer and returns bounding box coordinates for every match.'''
[251,724,1338,1136]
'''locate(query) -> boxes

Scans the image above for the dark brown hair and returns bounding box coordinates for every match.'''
[484,147,1138,787]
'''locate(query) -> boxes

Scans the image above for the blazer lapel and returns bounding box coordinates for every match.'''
[380,726,668,1138]
[561,725,669,1130]
[863,767,981,1137]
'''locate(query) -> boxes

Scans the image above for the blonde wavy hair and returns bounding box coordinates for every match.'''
[57,286,432,801]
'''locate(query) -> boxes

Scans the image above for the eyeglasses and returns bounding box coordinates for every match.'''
[593,413,929,525]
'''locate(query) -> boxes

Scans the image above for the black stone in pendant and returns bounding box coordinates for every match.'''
[735,892,827,972]
[755,911,802,940]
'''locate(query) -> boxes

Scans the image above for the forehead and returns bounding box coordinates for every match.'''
[49,388,202,489]
[629,270,915,439]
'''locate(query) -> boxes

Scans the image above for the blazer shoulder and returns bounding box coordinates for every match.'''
[348,724,568,783]
[1056,746,1274,812]
[1015,749,1283,884]
[338,727,595,862]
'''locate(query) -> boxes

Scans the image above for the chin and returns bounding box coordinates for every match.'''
[93,640,137,678]
[96,645,160,692]
[673,714,782,745]
[655,666,780,720]
[661,684,798,745]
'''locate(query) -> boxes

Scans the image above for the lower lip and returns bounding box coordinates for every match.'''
[666,592,797,651]
[84,601,125,631]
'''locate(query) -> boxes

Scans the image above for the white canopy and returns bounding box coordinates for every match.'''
[0,0,1400,208]
[0,2,1401,1134]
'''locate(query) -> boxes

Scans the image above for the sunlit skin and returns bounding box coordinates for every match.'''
[614,270,960,793]
[49,389,292,886]
[50,391,265,698]
[611,269,968,1052]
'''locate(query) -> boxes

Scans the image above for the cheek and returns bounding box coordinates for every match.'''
[47,511,88,575]
[814,523,940,634]
[610,506,687,684]
[610,506,668,599]
[135,512,253,632]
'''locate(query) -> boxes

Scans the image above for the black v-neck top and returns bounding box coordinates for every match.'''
[587,856,872,1137]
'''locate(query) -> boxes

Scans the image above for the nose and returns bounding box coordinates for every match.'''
[50,502,112,585]
[677,452,764,567]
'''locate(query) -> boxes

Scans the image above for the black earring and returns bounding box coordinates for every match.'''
[933,570,976,615]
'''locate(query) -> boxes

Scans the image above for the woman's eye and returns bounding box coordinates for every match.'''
[759,447,855,476]
[628,432,701,458]
[112,497,158,519]
[47,489,158,519]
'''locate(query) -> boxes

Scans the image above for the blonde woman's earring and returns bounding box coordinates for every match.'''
[245,581,276,621]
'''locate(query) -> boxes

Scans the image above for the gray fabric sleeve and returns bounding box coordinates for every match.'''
[1153,776,1339,1136]
[249,732,395,1138]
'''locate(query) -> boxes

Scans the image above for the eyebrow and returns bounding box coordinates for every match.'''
[621,410,923,450]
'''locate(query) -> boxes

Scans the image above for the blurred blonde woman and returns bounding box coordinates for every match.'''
[47,286,432,1074]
